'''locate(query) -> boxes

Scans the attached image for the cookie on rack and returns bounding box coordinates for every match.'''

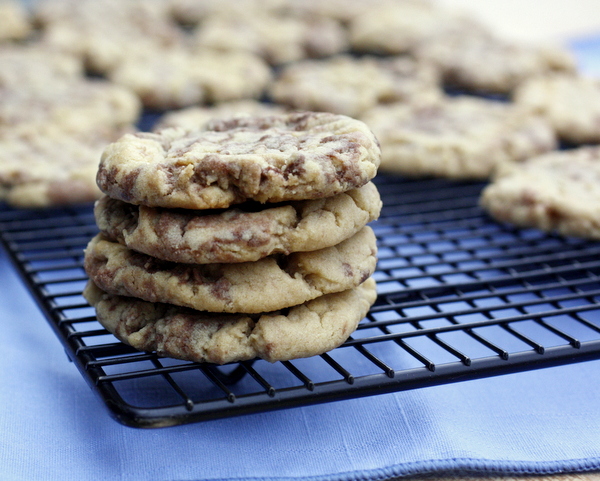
[479,146,600,240]
[0,78,141,137]
[152,100,287,132]
[269,55,441,118]
[0,75,140,208]
[280,0,388,24]
[0,0,32,42]
[94,181,381,264]
[106,47,272,110]
[34,0,183,74]
[97,112,381,209]
[0,127,130,208]
[84,277,377,364]
[348,0,476,55]
[0,44,84,91]
[84,226,377,314]
[414,29,576,95]
[190,11,348,66]
[513,73,600,145]
[360,95,557,179]
[168,0,286,26]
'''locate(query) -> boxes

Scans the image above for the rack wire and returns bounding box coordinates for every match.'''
[2,174,600,428]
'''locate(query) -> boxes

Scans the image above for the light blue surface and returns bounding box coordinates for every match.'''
[3,37,600,481]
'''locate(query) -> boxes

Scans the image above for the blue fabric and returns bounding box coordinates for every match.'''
[3,36,600,481]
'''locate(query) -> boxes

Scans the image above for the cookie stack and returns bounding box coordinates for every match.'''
[83,112,382,364]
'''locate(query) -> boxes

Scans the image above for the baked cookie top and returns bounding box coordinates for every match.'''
[84,277,377,364]
[480,146,600,240]
[415,29,576,94]
[269,55,441,118]
[107,46,272,110]
[97,112,381,209]
[95,181,381,264]
[153,101,287,132]
[191,12,348,65]
[513,73,600,145]
[360,95,557,179]
[84,226,377,314]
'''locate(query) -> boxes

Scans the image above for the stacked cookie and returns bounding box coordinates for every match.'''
[83,112,382,364]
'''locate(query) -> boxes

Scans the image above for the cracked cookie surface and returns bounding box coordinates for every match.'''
[480,146,600,240]
[84,277,377,364]
[84,226,377,314]
[95,181,381,264]
[97,112,381,209]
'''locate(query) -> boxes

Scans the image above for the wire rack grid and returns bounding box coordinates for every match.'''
[2,174,600,428]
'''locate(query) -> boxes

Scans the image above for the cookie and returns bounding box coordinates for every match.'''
[415,29,576,94]
[0,78,141,137]
[97,112,381,209]
[83,277,377,364]
[0,0,32,42]
[106,47,272,110]
[348,0,476,55]
[83,226,377,314]
[153,101,287,132]
[280,0,388,24]
[360,95,557,179]
[35,0,183,74]
[0,127,130,208]
[169,0,286,26]
[94,181,381,264]
[513,73,600,145]
[480,146,600,240]
[269,55,441,118]
[0,44,84,92]
[190,12,348,65]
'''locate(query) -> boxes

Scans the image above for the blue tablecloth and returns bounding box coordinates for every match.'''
[2,37,600,481]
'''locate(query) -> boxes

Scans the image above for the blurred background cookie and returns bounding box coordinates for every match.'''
[270,55,441,118]
[360,95,557,179]
[480,146,600,239]
[513,73,600,144]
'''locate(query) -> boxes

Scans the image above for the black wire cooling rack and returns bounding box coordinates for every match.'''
[2,174,600,428]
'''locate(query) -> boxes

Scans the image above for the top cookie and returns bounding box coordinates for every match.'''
[97,112,381,209]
